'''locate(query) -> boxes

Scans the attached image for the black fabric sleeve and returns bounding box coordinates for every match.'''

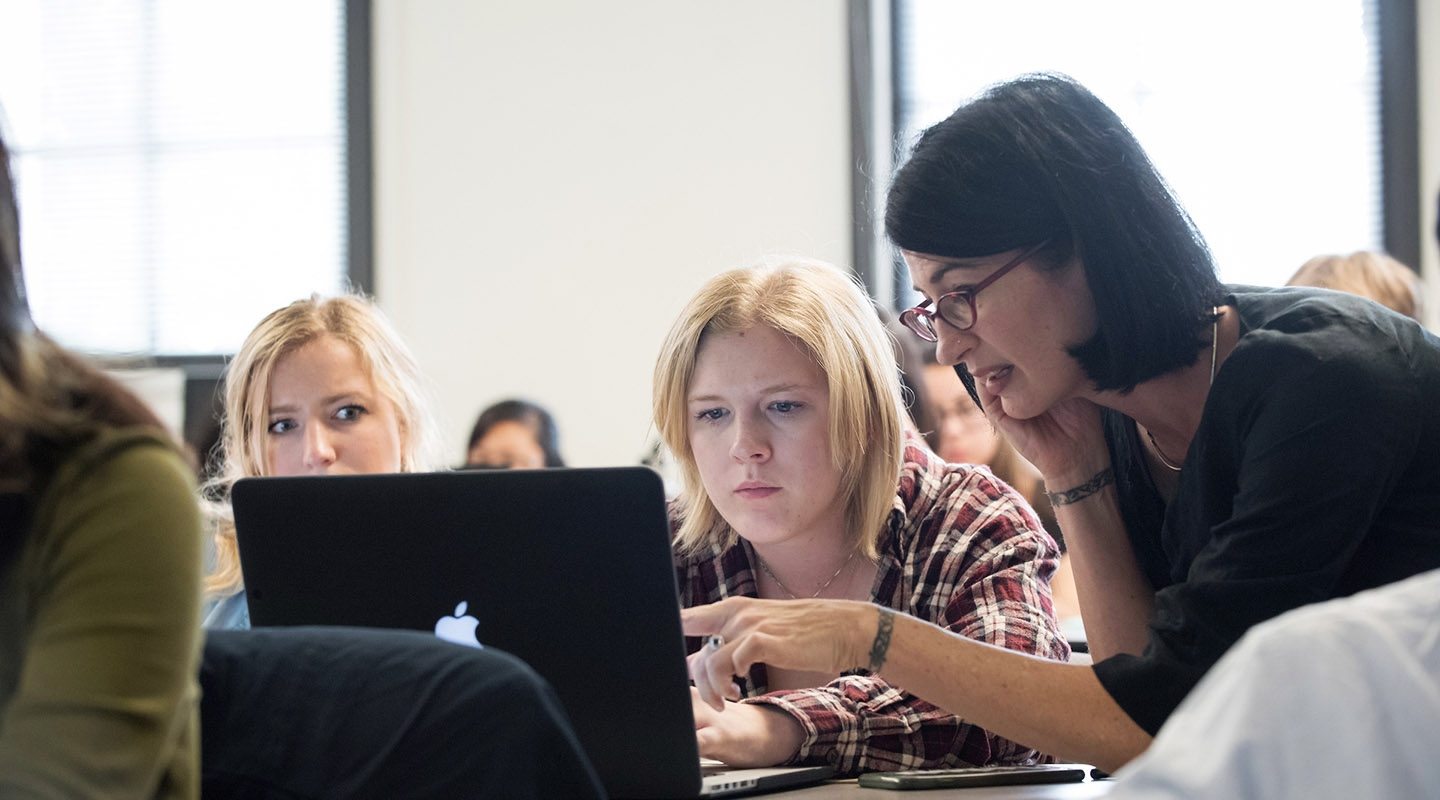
[1093,310,1424,734]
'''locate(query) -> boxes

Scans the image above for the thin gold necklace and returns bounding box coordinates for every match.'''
[754,551,856,599]
[1147,307,1220,472]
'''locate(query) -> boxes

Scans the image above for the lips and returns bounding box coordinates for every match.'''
[735,481,781,499]
[969,364,1014,391]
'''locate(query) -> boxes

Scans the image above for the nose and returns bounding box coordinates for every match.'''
[728,414,771,463]
[303,424,337,470]
[934,323,974,368]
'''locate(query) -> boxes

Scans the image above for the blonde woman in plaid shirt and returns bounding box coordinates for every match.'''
[653,257,1068,776]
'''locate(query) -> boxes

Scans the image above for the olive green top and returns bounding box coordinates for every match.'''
[0,428,202,798]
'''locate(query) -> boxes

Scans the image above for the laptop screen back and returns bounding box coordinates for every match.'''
[232,467,703,799]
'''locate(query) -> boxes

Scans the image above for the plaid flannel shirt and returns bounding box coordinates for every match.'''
[674,432,1069,776]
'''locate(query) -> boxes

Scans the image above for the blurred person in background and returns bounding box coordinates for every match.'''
[1286,250,1423,321]
[463,398,565,469]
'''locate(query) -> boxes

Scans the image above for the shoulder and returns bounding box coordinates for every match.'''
[669,500,752,596]
[1221,286,1436,413]
[669,499,727,567]
[44,427,193,496]
[33,428,200,550]
[672,536,739,571]
[892,434,1049,557]
[1228,286,1436,376]
[203,590,251,630]
[672,536,752,606]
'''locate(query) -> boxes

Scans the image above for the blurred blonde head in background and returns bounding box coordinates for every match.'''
[1286,251,1423,322]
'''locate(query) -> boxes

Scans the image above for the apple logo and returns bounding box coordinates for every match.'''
[434,601,484,648]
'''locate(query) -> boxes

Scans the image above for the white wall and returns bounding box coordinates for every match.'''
[372,1,851,467]
[372,2,1440,467]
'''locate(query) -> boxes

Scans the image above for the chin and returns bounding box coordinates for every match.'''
[999,395,1046,421]
[728,518,784,545]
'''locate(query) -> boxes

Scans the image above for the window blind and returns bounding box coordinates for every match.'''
[0,0,349,356]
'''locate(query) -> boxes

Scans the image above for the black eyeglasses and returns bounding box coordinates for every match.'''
[899,240,1051,342]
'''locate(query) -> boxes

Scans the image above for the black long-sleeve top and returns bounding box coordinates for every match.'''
[1092,285,1440,734]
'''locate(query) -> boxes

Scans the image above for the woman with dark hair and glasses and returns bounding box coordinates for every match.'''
[684,73,1440,772]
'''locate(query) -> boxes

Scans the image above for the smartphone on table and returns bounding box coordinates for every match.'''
[857,763,1090,790]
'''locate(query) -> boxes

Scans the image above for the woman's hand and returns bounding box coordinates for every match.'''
[690,689,805,767]
[980,389,1109,488]
[682,597,872,711]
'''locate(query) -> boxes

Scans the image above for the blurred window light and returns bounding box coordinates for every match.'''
[894,0,1383,293]
[0,0,349,356]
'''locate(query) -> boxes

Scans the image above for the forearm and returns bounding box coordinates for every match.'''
[1047,476,1154,660]
[749,679,1041,775]
[873,610,1152,772]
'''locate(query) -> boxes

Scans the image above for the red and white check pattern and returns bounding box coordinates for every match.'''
[675,431,1070,776]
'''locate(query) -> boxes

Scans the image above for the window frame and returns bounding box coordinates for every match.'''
[110,1,372,456]
[854,0,1424,308]
[1381,0,1421,271]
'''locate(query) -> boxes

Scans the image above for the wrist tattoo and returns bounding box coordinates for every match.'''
[1044,466,1116,507]
[867,608,895,673]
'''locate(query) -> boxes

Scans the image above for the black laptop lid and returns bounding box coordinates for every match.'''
[232,467,702,799]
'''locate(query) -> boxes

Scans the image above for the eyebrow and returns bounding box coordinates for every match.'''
[267,391,370,415]
[688,382,813,403]
[911,259,988,294]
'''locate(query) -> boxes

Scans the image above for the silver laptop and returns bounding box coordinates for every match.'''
[231,467,833,798]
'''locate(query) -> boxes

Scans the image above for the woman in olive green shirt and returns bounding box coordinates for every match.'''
[0,131,202,797]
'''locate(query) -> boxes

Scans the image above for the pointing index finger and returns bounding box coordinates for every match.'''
[680,602,728,637]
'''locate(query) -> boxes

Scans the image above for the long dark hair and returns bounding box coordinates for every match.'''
[886,73,1226,394]
[0,134,31,377]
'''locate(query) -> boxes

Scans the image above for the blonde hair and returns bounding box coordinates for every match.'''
[1286,251,1423,321]
[653,258,905,559]
[203,293,442,597]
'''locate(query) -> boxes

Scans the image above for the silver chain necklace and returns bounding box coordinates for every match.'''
[1147,307,1221,472]
[754,550,856,599]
